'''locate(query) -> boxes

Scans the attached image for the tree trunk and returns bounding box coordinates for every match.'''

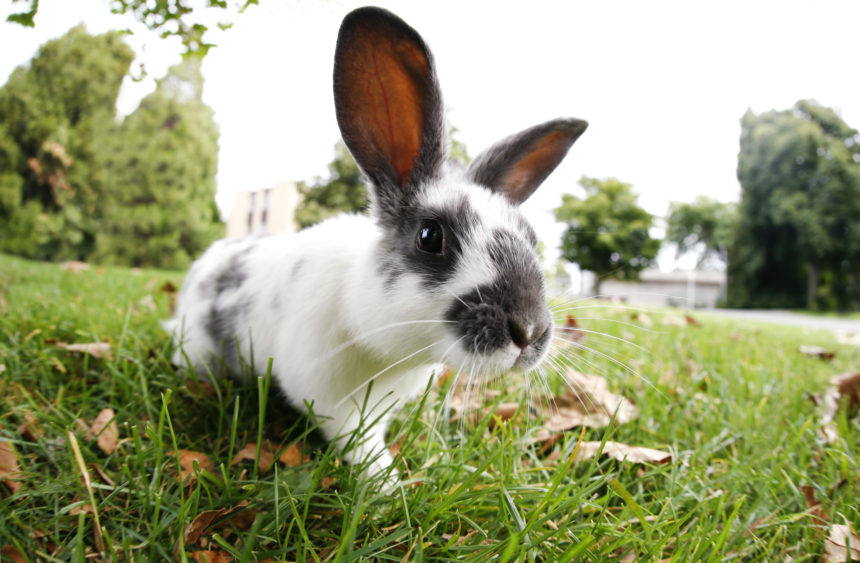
[849,270,859,311]
[806,261,819,310]
[592,273,603,297]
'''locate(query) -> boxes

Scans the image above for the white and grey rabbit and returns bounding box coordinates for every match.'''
[165,6,587,476]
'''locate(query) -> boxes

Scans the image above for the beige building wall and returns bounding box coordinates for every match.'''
[225,182,302,239]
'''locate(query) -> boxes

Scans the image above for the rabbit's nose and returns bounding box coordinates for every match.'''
[508,318,547,349]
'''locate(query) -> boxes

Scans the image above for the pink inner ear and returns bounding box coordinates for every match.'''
[505,131,569,196]
[347,32,428,189]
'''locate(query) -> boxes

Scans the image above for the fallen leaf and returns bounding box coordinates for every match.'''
[661,315,687,327]
[16,411,44,441]
[60,261,90,273]
[170,450,214,485]
[139,294,157,311]
[799,345,835,361]
[834,330,860,347]
[629,312,653,327]
[278,442,307,468]
[536,368,638,431]
[555,315,586,347]
[800,485,829,527]
[183,501,255,546]
[0,545,26,563]
[823,523,860,562]
[832,372,860,409]
[160,280,177,294]
[819,372,860,443]
[573,441,671,464]
[191,550,233,563]
[231,442,275,473]
[56,341,113,361]
[493,402,520,422]
[0,439,22,493]
[90,409,119,455]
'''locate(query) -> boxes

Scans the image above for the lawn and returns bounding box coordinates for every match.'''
[1,252,858,561]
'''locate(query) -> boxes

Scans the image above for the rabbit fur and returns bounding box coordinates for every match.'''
[165,6,587,477]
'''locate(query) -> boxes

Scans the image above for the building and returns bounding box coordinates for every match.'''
[225,182,302,239]
[599,269,727,309]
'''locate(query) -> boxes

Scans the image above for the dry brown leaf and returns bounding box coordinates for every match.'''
[555,315,586,348]
[800,485,829,527]
[231,442,275,473]
[684,314,701,327]
[819,372,860,443]
[0,439,23,494]
[823,523,860,562]
[537,368,638,431]
[91,408,119,455]
[160,280,178,294]
[832,372,860,409]
[661,315,688,327]
[60,261,90,273]
[494,403,520,422]
[16,411,44,441]
[183,501,255,546]
[171,450,214,485]
[191,550,233,563]
[573,441,671,464]
[56,341,113,361]
[799,345,835,361]
[278,442,306,468]
[834,330,860,347]
[0,545,26,563]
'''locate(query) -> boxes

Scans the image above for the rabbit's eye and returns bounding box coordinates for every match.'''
[416,220,445,254]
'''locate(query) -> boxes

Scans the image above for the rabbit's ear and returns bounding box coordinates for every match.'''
[467,119,588,205]
[334,7,445,205]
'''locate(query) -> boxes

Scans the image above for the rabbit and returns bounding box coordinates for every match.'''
[165,6,587,478]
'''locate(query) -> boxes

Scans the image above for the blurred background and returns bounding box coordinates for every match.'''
[1,0,859,310]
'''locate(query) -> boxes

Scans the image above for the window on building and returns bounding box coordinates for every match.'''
[247,191,257,235]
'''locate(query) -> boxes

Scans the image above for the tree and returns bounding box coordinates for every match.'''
[293,141,368,229]
[7,0,259,57]
[0,25,135,260]
[555,176,661,295]
[666,196,737,268]
[0,27,222,268]
[93,57,223,268]
[730,100,860,309]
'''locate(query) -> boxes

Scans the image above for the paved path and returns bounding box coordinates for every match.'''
[701,309,860,333]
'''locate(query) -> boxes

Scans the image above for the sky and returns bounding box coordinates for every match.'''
[2,0,859,271]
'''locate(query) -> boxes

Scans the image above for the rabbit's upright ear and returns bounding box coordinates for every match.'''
[334,7,446,210]
[467,119,588,205]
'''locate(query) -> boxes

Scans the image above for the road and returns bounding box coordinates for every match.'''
[701,309,860,333]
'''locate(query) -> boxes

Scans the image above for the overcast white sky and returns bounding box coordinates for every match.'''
[2,0,859,270]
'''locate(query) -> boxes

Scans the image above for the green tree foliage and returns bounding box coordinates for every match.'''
[666,196,737,268]
[730,100,860,309]
[294,141,368,229]
[555,176,661,295]
[7,0,259,56]
[93,58,222,269]
[0,25,135,260]
[0,26,222,268]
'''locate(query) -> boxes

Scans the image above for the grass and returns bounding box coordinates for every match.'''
[0,251,858,561]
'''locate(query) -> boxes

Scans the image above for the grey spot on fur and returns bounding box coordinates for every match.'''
[205,252,249,366]
[290,257,306,283]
